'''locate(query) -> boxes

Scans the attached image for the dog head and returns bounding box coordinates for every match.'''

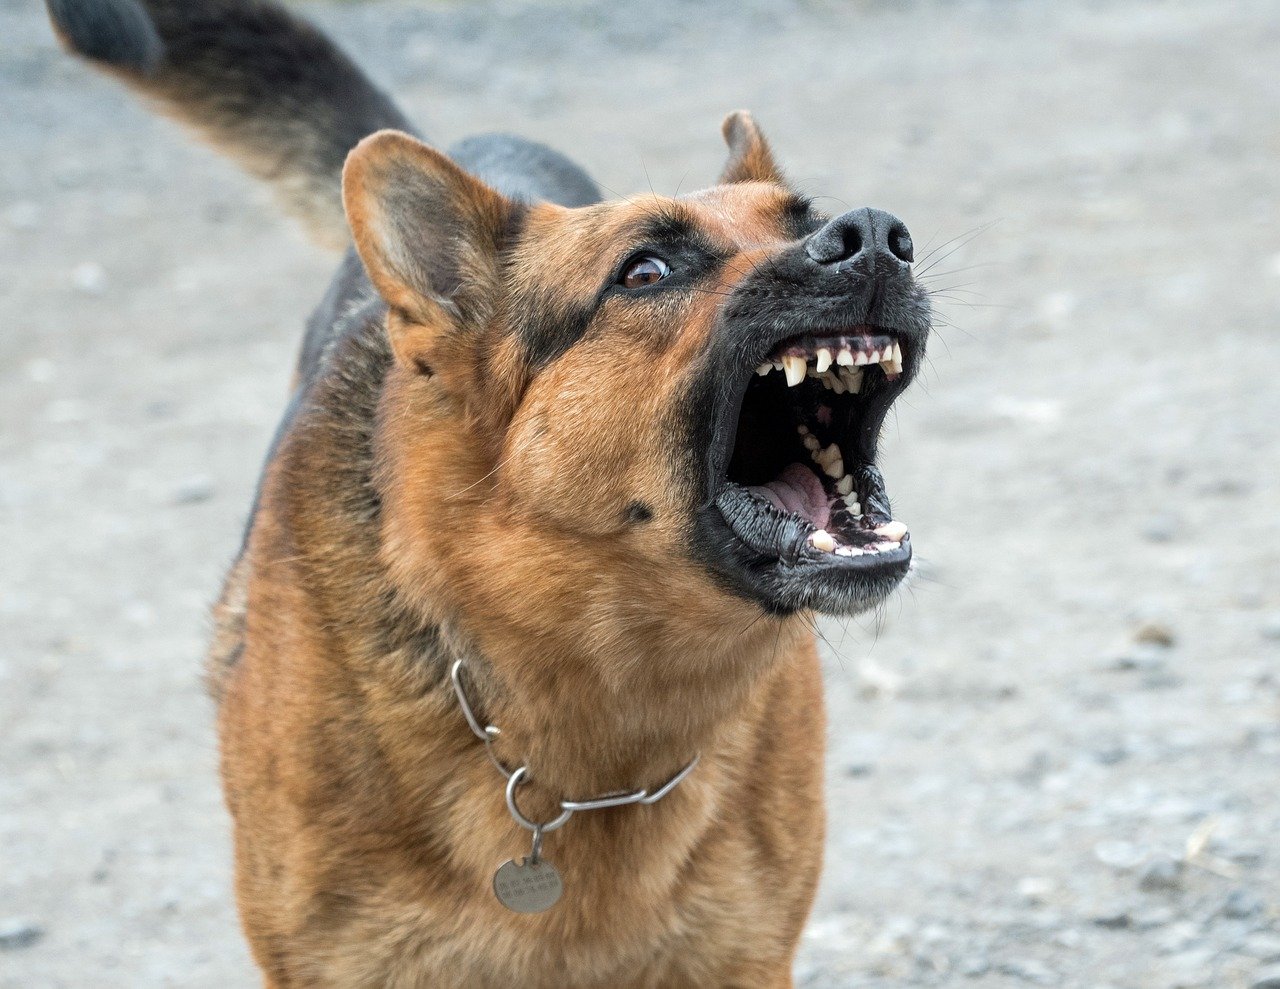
[342,114,930,661]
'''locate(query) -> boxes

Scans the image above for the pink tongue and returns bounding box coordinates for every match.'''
[748,463,831,529]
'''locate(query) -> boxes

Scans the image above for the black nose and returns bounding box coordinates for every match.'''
[805,207,914,267]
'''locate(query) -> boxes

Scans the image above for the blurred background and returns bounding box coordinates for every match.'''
[2,0,1278,986]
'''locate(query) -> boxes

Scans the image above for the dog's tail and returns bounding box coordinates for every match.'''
[46,0,413,248]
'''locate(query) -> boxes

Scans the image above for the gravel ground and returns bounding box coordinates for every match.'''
[2,0,1279,986]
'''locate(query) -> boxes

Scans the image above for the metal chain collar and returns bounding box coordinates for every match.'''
[450,659,700,848]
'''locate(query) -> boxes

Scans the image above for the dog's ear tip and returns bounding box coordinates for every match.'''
[719,111,781,185]
[720,110,756,144]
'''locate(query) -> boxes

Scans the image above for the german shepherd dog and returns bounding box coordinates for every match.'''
[49,0,931,985]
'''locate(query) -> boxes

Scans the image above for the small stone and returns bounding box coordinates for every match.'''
[1133,620,1176,648]
[1093,744,1129,766]
[1017,876,1054,904]
[0,919,44,951]
[1095,840,1147,870]
[844,762,875,778]
[1092,908,1132,929]
[1141,514,1178,542]
[171,475,215,505]
[1251,967,1280,989]
[1220,888,1265,919]
[71,261,108,295]
[1138,855,1184,892]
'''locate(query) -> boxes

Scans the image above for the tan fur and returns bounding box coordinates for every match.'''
[214,126,830,988]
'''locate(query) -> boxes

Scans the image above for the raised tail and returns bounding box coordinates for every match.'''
[46,0,414,248]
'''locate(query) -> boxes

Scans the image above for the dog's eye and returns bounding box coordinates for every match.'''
[620,255,671,289]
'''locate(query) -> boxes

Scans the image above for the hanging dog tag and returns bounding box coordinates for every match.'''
[493,856,563,913]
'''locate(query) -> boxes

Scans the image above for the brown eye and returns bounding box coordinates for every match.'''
[620,255,671,289]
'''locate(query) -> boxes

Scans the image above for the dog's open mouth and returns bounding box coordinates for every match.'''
[703,324,915,613]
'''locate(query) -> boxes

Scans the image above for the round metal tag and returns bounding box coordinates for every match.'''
[493,857,563,913]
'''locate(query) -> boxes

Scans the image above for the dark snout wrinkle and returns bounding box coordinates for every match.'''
[805,207,914,268]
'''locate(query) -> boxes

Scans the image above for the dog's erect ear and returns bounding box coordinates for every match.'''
[719,110,783,185]
[343,130,518,367]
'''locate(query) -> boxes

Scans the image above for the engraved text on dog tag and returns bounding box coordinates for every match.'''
[493,857,563,913]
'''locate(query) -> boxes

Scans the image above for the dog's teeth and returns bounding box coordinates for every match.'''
[874,520,908,542]
[755,363,772,376]
[803,435,820,451]
[836,347,855,367]
[809,529,836,552]
[854,350,871,366]
[822,449,844,478]
[797,424,809,435]
[845,497,862,515]
[782,355,806,387]
[773,360,784,371]
[836,475,853,496]
[820,375,834,390]
[893,342,903,364]
[815,348,834,373]
[838,367,863,393]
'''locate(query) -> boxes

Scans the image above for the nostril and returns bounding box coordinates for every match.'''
[887,223,913,263]
[840,225,863,261]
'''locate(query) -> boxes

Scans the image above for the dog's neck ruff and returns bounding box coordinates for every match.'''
[450,659,700,895]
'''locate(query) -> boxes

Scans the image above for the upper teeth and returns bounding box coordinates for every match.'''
[759,335,903,387]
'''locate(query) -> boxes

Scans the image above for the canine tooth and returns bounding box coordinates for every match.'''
[809,529,837,552]
[755,363,771,376]
[836,475,853,496]
[803,435,820,452]
[874,520,908,542]
[893,342,903,364]
[782,355,806,387]
[854,350,871,366]
[836,347,855,366]
[815,348,833,373]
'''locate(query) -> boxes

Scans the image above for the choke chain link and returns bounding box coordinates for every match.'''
[449,660,700,843]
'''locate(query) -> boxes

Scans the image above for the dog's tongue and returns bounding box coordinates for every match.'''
[747,463,830,529]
